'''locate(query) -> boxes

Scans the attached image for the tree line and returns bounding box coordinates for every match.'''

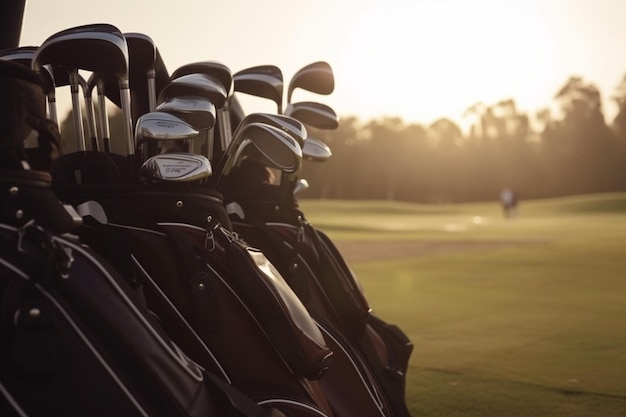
[58,74,626,203]
[301,75,626,203]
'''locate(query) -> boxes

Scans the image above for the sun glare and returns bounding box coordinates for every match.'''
[336,1,556,125]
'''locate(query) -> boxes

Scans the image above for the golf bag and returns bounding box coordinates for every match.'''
[51,159,335,417]
[224,183,414,417]
[0,169,284,417]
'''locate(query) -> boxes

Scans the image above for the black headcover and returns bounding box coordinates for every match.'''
[0,59,62,171]
[0,60,75,233]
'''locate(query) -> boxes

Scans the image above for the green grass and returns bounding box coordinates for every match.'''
[299,193,626,417]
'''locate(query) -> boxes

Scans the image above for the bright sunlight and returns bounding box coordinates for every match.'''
[336,1,558,124]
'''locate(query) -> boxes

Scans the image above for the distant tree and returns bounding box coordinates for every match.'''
[554,76,608,146]
[362,117,407,200]
[301,116,361,199]
[610,74,626,145]
[551,76,615,194]
[427,117,463,148]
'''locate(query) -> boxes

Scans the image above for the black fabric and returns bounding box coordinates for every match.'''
[54,182,233,230]
[51,151,132,185]
[217,224,333,380]
[0,59,46,145]
[0,59,62,171]
[0,221,289,417]
[164,226,221,339]
[229,200,415,417]
[0,169,78,233]
[0,225,199,416]
[52,183,335,415]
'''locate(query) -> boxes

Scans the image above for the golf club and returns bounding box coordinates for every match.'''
[77,73,98,150]
[140,152,212,183]
[170,61,233,156]
[217,112,306,177]
[125,32,157,112]
[86,73,112,151]
[32,23,134,154]
[215,122,301,189]
[156,96,216,131]
[293,178,309,195]
[156,95,216,154]
[233,65,283,113]
[134,110,200,160]
[302,137,332,161]
[286,61,334,104]
[284,101,339,130]
[159,71,229,160]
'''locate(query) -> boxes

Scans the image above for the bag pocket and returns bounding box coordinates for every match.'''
[225,237,333,380]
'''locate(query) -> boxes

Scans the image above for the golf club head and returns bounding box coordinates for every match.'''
[32,23,128,78]
[135,111,199,142]
[125,32,157,114]
[285,101,339,130]
[101,33,169,121]
[287,61,334,103]
[233,65,283,111]
[293,178,310,195]
[140,152,212,183]
[171,61,233,96]
[32,23,135,154]
[302,137,332,161]
[159,73,228,108]
[234,112,307,147]
[220,122,302,181]
[156,96,217,131]
[125,32,155,70]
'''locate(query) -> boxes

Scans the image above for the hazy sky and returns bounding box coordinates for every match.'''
[18,0,626,126]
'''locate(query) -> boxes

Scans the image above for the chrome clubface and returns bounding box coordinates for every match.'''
[135,111,199,142]
[234,113,307,147]
[218,122,302,185]
[302,137,332,161]
[156,96,217,131]
[233,124,301,173]
[294,178,310,195]
[171,61,233,95]
[140,152,212,183]
[285,101,339,130]
[160,73,228,108]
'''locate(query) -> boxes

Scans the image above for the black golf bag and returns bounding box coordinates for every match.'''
[50,156,336,417]
[224,183,414,417]
[0,169,285,417]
